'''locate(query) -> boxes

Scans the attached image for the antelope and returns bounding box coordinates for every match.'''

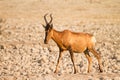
[42,14,103,74]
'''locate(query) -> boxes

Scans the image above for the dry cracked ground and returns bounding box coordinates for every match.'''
[0,0,120,80]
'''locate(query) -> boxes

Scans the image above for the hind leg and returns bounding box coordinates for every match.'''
[84,49,92,73]
[69,46,77,74]
[89,48,103,72]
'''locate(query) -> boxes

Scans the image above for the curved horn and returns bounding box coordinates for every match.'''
[49,14,53,24]
[44,13,48,24]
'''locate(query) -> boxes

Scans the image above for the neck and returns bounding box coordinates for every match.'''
[52,29,62,45]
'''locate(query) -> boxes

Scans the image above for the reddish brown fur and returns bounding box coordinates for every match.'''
[43,14,103,74]
[51,30,94,52]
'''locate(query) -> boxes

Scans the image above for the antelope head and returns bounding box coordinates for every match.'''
[43,13,53,44]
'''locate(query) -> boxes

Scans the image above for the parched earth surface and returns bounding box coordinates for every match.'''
[0,0,120,80]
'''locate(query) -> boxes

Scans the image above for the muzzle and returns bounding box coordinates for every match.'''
[44,39,48,44]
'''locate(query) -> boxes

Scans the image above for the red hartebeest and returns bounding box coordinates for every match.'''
[42,14,103,74]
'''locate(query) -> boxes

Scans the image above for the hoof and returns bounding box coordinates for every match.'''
[54,70,58,73]
[100,69,103,73]
[99,67,103,73]
[74,70,77,74]
[87,70,91,73]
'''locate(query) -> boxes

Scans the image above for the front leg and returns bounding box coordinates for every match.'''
[54,49,63,73]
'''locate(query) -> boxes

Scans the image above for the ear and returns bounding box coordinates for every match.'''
[42,24,46,28]
[50,24,53,29]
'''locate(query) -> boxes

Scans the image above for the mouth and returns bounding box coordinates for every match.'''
[44,40,48,44]
[44,42,48,44]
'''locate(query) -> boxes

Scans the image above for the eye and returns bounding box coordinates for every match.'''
[45,30,49,35]
[46,29,50,32]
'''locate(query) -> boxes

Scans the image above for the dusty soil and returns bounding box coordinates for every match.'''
[0,0,120,80]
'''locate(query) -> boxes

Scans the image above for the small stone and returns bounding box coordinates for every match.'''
[0,45,4,49]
